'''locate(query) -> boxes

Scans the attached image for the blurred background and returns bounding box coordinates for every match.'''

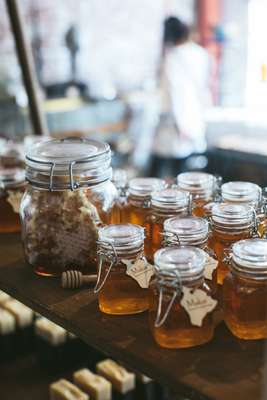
[1,0,267,183]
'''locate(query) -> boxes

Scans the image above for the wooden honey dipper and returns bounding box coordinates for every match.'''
[61,270,97,289]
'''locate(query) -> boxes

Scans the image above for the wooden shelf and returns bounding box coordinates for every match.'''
[0,233,266,400]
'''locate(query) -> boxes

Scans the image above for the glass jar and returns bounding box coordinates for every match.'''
[223,239,267,340]
[210,203,255,285]
[0,141,24,168]
[95,224,153,315]
[111,168,128,222]
[0,168,26,233]
[177,172,217,217]
[145,188,190,261]
[121,177,165,254]
[163,216,217,289]
[149,246,217,348]
[20,138,118,277]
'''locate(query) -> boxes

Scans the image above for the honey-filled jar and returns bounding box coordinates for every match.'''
[149,246,217,348]
[20,138,118,277]
[163,216,217,288]
[210,203,255,285]
[145,188,190,261]
[177,171,217,217]
[121,177,165,253]
[95,224,154,315]
[0,168,26,233]
[223,239,267,340]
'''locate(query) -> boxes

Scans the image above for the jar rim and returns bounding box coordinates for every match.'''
[164,216,209,244]
[128,177,165,198]
[177,171,215,196]
[151,188,190,210]
[98,223,144,252]
[154,246,206,281]
[221,181,261,204]
[211,202,254,226]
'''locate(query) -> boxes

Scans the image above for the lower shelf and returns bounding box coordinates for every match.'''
[0,233,266,400]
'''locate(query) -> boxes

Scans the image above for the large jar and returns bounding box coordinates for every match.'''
[177,172,217,217]
[0,168,26,233]
[121,177,165,255]
[95,224,153,315]
[20,138,118,277]
[210,203,255,285]
[223,239,267,340]
[149,246,217,349]
[145,188,190,261]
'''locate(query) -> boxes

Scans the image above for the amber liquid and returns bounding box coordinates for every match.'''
[149,280,215,348]
[121,200,152,258]
[223,273,267,339]
[0,190,21,233]
[98,260,149,315]
[192,199,213,217]
[209,230,252,285]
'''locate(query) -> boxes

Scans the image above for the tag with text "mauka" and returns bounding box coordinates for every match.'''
[180,287,217,327]
[122,258,154,289]
[204,254,218,280]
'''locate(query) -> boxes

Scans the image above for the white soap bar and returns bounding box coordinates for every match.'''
[74,368,112,400]
[0,308,16,335]
[3,299,33,328]
[50,379,89,400]
[35,317,67,346]
[96,359,135,394]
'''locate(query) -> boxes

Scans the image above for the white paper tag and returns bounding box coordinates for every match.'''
[180,287,217,327]
[122,258,154,289]
[204,254,218,280]
[7,191,23,214]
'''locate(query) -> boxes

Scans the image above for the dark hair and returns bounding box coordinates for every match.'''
[163,16,190,45]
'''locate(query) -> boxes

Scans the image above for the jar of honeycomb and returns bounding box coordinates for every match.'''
[163,216,218,289]
[0,168,26,233]
[145,188,190,261]
[210,203,255,285]
[223,239,267,340]
[177,172,217,217]
[95,224,154,315]
[149,246,217,348]
[121,177,165,254]
[20,138,118,277]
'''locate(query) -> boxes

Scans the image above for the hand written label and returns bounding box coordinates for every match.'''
[122,258,154,288]
[180,287,217,327]
[204,255,218,280]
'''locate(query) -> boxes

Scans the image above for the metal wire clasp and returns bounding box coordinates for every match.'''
[94,242,117,293]
[162,232,181,248]
[154,269,182,328]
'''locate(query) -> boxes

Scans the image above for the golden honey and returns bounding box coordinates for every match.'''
[177,172,216,217]
[149,246,216,348]
[145,188,190,261]
[96,224,151,315]
[0,168,26,233]
[223,239,267,340]
[209,203,254,285]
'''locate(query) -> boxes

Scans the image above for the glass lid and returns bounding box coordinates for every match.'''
[151,188,189,209]
[129,177,165,197]
[212,203,254,225]
[98,224,144,248]
[177,172,214,192]
[221,181,261,203]
[164,216,208,242]
[232,239,267,278]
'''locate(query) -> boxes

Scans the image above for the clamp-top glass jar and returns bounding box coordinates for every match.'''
[95,224,153,315]
[121,177,165,254]
[145,188,190,261]
[223,239,267,340]
[20,138,118,277]
[149,246,217,348]
[177,172,217,217]
[163,216,217,289]
[0,168,26,233]
[221,181,261,208]
[209,203,255,285]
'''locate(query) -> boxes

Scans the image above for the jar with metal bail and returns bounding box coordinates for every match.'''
[149,246,217,349]
[95,224,154,315]
[223,239,267,340]
[20,138,118,277]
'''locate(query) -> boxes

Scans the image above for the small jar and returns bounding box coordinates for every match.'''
[0,141,24,168]
[95,224,153,315]
[163,216,217,288]
[177,172,217,217]
[0,168,26,233]
[121,177,165,254]
[20,138,118,277]
[223,239,267,340]
[149,246,217,348]
[145,188,190,261]
[210,203,255,285]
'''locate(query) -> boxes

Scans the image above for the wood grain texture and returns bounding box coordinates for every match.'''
[0,233,267,400]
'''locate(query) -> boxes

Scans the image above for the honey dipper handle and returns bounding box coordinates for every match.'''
[82,274,98,285]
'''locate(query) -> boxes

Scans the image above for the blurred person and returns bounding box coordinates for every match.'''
[147,16,213,176]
